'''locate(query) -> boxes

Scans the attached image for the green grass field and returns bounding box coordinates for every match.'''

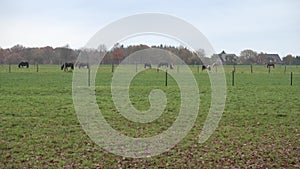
[1,64,299,168]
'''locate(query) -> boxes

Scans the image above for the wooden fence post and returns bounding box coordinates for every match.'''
[290,72,293,86]
[136,63,138,72]
[232,71,235,86]
[165,70,168,86]
[88,66,90,86]
[284,65,287,74]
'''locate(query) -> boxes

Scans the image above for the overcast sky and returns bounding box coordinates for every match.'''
[0,0,299,57]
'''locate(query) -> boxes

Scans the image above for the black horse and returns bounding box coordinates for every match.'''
[267,63,275,68]
[18,62,29,68]
[76,62,90,69]
[144,63,152,69]
[202,65,211,71]
[61,63,74,71]
[158,62,168,68]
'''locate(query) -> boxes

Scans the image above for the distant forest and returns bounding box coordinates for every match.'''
[0,44,299,65]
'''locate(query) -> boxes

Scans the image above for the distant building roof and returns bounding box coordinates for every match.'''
[213,51,237,64]
[257,53,281,64]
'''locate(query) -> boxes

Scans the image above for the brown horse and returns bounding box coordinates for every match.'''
[76,62,89,69]
[267,63,275,68]
[144,63,152,69]
[158,62,168,68]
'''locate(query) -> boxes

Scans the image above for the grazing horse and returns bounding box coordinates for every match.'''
[158,62,168,68]
[144,63,152,69]
[18,62,29,68]
[170,64,174,69]
[76,62,89,69]
[211,61,221,72]
[202,65,211,71]
[61,62,74,71]
[212,62,221,68]
[267,63,275,68]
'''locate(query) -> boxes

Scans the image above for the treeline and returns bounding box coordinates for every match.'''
[0,45,79,65]
[0,44,299,65]
[234,49,300,65]
[0,44,202,65]
[102,44,203,65]
[282,55,300,65]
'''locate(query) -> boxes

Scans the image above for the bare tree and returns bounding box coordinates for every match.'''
[240,49,257,64]
[196,48,205,58]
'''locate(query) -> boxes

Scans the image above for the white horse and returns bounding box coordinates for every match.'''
[211,61,222,72]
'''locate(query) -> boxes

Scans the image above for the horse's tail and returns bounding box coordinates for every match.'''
[61,64,64,70]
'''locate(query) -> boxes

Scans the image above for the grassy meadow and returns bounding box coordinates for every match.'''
[0,64,299,168]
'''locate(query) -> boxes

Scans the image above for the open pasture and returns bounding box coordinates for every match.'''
[0,64,299,168]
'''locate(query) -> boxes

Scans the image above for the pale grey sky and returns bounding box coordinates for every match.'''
[0,0,299,57]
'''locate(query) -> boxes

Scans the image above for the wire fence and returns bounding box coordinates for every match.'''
[0,64,62,73]
[1,64,299,87]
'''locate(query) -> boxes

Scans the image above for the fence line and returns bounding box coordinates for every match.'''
[1,64,299,86]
